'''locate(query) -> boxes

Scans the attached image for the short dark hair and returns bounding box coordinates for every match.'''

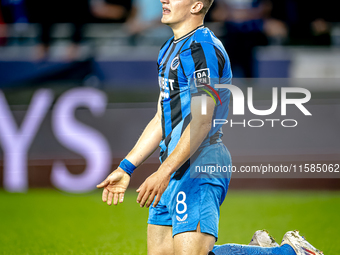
[200,0,214,15]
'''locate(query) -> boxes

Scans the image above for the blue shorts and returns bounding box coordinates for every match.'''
[147,142,232,240]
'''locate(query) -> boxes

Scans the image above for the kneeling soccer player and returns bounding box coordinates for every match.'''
[97,0,323,254]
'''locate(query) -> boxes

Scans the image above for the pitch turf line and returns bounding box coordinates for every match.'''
[0,189,339,254]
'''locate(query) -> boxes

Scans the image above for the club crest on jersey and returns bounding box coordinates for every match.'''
[194,68,210,87]
[171,56,180,70]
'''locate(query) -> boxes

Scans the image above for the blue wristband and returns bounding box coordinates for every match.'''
[119,159,136,176]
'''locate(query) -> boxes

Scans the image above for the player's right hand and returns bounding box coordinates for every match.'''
[97,168,130,206]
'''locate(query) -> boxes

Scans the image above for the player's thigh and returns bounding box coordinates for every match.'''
[173,223,215,255]
[147,224,174,255]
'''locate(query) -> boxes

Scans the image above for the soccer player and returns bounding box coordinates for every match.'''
[97,0,323,254]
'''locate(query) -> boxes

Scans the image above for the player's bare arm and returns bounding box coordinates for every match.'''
[97,95,163,205]
[124,95,163,167]
[136,95,216,208]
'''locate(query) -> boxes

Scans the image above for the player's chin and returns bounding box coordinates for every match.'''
[161,17,172,25]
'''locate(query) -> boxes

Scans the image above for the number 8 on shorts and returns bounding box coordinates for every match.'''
[176,191,187,214]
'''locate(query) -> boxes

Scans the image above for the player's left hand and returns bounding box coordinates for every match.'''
[136,170,171,208]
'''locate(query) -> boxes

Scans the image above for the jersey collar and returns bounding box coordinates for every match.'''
[173,25,204,44]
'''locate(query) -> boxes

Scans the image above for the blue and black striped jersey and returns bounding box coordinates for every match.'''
[158,25,232,163]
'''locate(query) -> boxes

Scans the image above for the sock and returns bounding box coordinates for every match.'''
[211,244,296,255]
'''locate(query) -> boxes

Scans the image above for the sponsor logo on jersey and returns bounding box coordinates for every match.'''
[194,68,210,87]
[176,214,188,222]
[158,76,176,99]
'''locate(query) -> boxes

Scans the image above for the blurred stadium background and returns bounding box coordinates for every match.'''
[0,0,339,254]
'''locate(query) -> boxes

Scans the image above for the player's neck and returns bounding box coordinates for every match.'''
[171,20,204,40]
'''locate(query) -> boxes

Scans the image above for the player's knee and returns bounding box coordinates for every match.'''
[148,239,175,255]
[173,231,215,255]
[148,225,174,255]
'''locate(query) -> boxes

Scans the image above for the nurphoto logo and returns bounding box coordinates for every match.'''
[200,84,312,128]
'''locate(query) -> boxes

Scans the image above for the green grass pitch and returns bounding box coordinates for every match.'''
[0,189,339,254]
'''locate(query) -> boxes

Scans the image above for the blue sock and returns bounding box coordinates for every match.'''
[212,244,296,255]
